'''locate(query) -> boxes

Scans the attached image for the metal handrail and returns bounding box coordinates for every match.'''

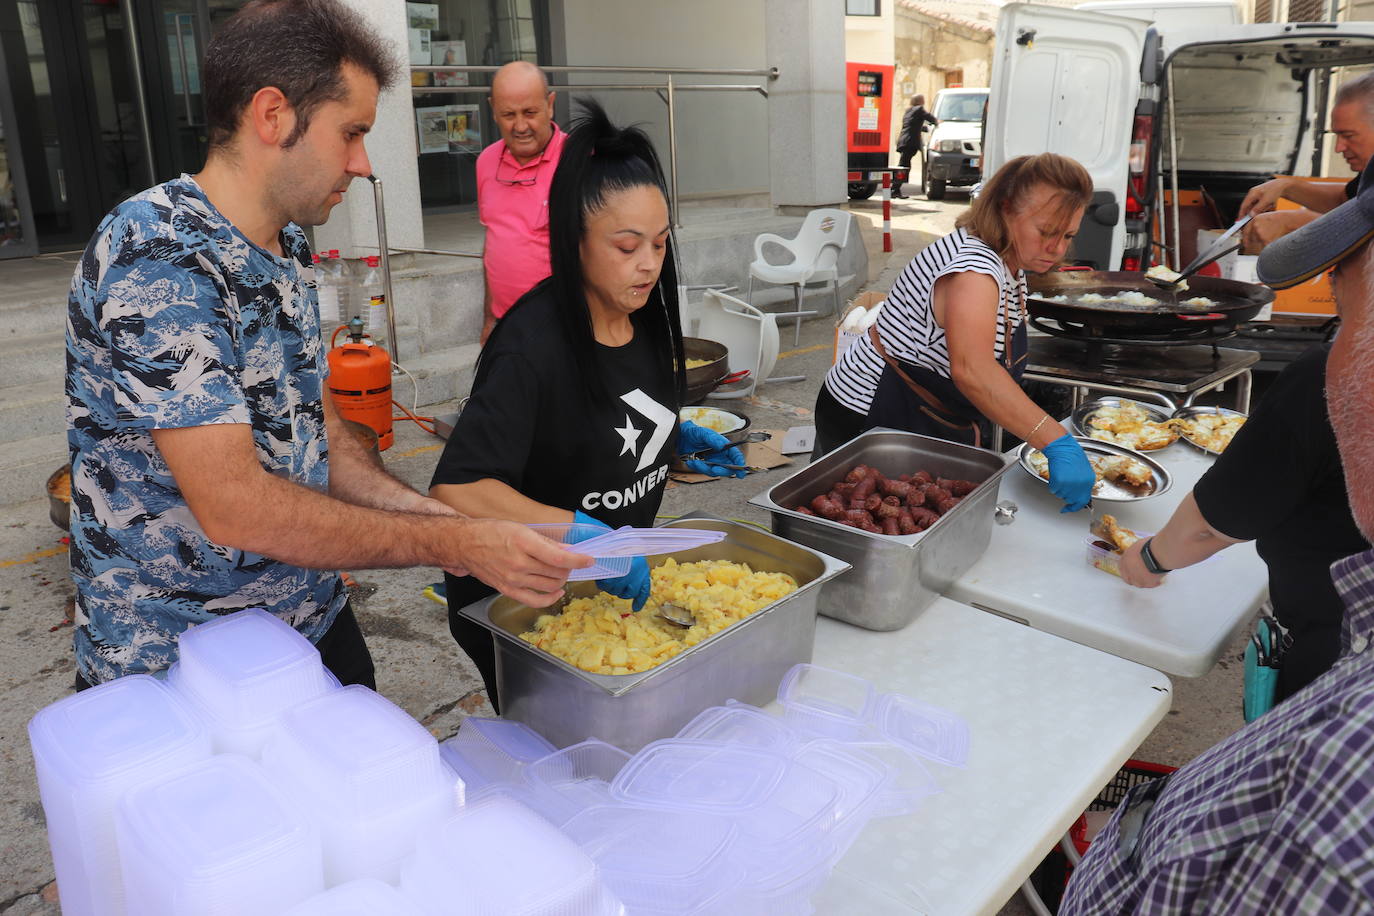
[410,63,774,228]
[411,64,776,78]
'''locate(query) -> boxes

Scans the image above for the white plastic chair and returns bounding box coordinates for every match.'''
[747,208,853,346]
[696,289,804,400]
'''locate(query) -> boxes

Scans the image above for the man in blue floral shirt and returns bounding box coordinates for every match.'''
[65,0,587,689]
[1060,160,1374,913]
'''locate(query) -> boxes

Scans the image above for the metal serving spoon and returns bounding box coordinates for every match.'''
[657,602,697,628]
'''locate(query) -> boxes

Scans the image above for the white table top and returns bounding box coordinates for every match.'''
[946,440,1267,677]
[803,598,1172,915]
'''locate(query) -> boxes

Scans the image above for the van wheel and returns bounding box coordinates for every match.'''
[926,175,946,200]
[848,182,877,200]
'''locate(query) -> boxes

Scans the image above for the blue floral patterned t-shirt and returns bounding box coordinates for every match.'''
[66,175,346,684]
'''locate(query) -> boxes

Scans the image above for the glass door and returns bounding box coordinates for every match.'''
[0,21,37,258]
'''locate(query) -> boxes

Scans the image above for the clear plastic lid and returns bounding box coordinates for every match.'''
[610,741,790,815]
[262,686,449,813]
[116,754,320,886]
[777,663,878,742]
[522,739,630,826]
[675,703,798,755]
[281,878,419,915]
[563,804,743,913]
[527,524,633,580]
[28,674,210,786]
[529,524,726,581]
[173,608,334,725]
[400,794,620,915]
[454,716,556,763]
[875,693,971,768]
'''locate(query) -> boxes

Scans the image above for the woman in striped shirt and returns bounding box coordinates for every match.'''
[816,153,1097,513]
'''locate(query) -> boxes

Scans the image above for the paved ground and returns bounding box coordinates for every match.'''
[0,188,1248,914]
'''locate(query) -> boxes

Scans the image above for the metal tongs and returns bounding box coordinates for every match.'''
[1147,214,1253,290]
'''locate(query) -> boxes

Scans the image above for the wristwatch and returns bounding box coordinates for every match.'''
[1140,538,1172,575]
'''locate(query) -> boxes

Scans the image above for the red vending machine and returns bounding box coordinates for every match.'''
[845,62,904,199]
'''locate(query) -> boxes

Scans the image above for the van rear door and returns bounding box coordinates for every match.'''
[986,4,1146,268]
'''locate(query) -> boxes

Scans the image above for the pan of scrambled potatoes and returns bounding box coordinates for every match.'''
[454,517,851,752]
[520,558,800,675]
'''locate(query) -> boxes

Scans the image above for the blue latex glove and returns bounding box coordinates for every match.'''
[572,510,651,611]
[677,420,747,479]
[1041,433,1096,513]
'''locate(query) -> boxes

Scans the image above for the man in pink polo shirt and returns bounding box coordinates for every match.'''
[476,61,567,343]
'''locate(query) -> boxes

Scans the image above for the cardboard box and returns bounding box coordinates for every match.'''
[1269,177,1345,317]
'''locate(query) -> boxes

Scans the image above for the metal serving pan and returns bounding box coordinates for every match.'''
[683,337,729,404]
[748,429,1012,632]
[1016,436,1172,501]
[455,516,849,752]
[1171,405,1247,456]
[1070,398,1179,451]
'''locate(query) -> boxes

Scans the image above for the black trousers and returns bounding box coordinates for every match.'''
[73,601,376,691]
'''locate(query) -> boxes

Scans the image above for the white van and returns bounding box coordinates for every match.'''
[923,88,990,199]
[983,3,1374,273]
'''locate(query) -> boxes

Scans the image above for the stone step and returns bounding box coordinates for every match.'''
[0,330,66,388]
[0,431,67,512]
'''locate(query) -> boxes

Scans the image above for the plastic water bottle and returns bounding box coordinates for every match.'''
[331,250,358,326]
[359,255,388,348]
[315,251,342,331]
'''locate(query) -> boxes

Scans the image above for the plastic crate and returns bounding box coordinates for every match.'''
[1028,759,1178,911]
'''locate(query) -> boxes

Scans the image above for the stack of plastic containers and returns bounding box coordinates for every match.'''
[169,608,338,757]
[438,715,557,793]
[261,686,459,884]
[28,675,213,916]
[400,794,623,914]
[282,878,421,915]
[114,754,324,914]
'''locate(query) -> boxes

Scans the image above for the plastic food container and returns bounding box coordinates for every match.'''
[281,878,419,915]
[168,608,337,757]
[777,663,878,742]
[610,741,791,815]
[792,741,891,850]
[675,703,799,755]
[521,739,631,827]
[439,716,557,792]
[399,794,622,915]
[260,686,457,884]
[846,741,941,818]
[28,675,213,916]
[563,804,743,915]
[115,755,324,915]
[875,693,971,768]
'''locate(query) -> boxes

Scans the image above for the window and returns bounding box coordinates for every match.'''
[846,0,880,16]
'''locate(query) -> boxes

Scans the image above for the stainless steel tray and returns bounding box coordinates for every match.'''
[1016,435,1172,501]
[749,429,1012,631]
[1070,397,1178,451]
[1170,405,1247,456]
[455,516,849,752]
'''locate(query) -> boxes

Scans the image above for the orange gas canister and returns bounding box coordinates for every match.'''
[327,317,393,450]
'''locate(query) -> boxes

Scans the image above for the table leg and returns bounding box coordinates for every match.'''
[1235,369,1252,413]
[992,425,1005,452]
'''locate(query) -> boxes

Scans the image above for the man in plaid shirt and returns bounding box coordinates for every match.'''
[1060,162,1374,913]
